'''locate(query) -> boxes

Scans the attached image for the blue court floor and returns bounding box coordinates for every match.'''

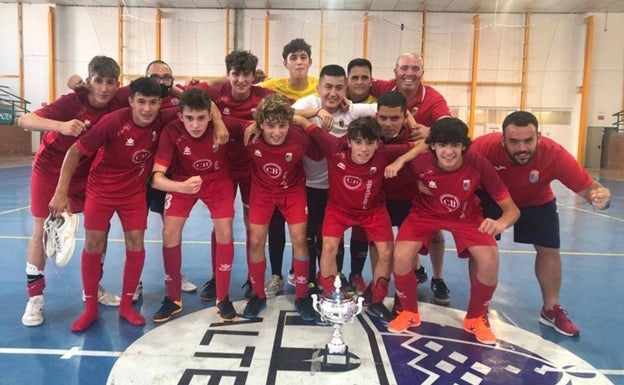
[0,161,623,385]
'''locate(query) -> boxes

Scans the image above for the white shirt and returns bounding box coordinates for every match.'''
[292,95,377,188]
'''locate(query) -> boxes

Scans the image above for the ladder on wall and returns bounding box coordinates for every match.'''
[613,110,624,133]
[0,85,30,125]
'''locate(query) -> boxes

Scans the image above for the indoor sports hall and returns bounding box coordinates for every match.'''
[1,1,624,385]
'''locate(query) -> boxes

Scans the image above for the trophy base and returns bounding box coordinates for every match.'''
[323,344,350,366]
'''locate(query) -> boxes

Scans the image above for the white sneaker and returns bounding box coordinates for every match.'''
[265,275,284,298]
[82,284,121,307]
[181,275,197,293]
[43,214,58,259]
[44,212,79,267]
[132,281,143,303]
[22,295,44,326]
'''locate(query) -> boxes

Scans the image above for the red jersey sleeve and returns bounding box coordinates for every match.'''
[370,79,395,98]
[308,125,342,156]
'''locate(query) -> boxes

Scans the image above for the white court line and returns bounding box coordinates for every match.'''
[0,236,622,257]
[558,204,624,222]
[1,347,621,375]
[0,205,30,216]
[0,346,121,358]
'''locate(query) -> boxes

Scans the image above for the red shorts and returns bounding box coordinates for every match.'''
[164,177,235,219]
[396,213,496,258]
[249,185,307,225]
[84,194,147,232]
[322,204,393,242]
[30,171,86,218]
[230,169,251,206]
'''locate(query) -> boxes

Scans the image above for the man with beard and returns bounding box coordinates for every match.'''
[471,110,611,337]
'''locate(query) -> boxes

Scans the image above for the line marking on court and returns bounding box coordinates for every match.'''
[0,347,121,358]
[0,205,30,216]
[0,236,622,258]
[0,347,621,376]
[558,204,624,222]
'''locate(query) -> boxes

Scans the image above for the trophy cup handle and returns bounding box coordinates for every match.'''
[311,293,320,313]
[355,296,364,316]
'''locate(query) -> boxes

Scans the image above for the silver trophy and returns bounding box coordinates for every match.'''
[311,275,364,355]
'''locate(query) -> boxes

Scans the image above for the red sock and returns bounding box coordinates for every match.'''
[292,258,309,299]
[26,276,46,297]
[163,245,182,302]
[211,230,217,277]
[119,249,145,326]
[215,241,234,302]
[320,274,335,297]
[371,276,390,304]
[248,259,266,298]
[71,250,101,332]
[466,276,496,319]
[393,271,419,313]
[245,229,251,261]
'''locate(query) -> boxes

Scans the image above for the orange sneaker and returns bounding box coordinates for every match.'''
[463,315,497,345]
[387,310,421,333]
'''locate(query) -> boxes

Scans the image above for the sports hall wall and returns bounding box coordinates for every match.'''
[1,4,623,160]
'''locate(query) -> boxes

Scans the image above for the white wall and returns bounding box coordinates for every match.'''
[2,4,623,158]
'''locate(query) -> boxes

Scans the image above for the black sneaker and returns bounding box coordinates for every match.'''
[361,283,372,306]
[431,278,450,305]
[243,295,266,319]
[307,282,322,296]
[415,265,428,284]
[295,296,316,322]
[200,278,216,302]
[242,279,253,299]
[391,293,403,316]
[216,297,237,321]
[339,273,355,296]
[366,302,396,324]
[152,296,182,323]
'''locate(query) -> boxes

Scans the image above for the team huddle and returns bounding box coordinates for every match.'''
[18,38,611,345]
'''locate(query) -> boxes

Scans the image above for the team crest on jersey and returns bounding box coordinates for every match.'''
[462,179,470,191]
[131,149,152,164]
[440,193,460,212]
[343,175,363,190]
[428,180,437,189]
[529,170,540,184]
[337,162,346,170]
[108,298,607,385]
[223,107,231,115]
[183,146,191,156]
[171,98,180,106]
[370,167,377,175]
[193,159,214,171]
[254,149,263,158]
[125,138,135,147]
[263,163,283,179]
[285,152,293,162]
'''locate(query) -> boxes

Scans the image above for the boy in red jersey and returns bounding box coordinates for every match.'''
[387,117,520,345]
[49,77,178,332]
[18,56,122,327]
[150,88,241,323]
[471,111,611,337]
[188,50,275,301]
[240,94,323,319]
[304,116,426,323]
